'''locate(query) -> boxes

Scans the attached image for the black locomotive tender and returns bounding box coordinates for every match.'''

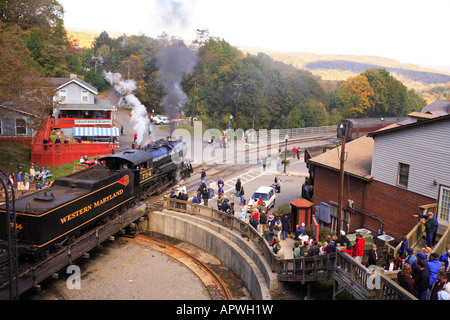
[0,138,193,258]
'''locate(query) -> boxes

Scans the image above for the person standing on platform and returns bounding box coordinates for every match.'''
[413,259,430,300]
[29,165,35,183]
[423,213,437,248]
[352,232,365,264]
[200,169,206,183]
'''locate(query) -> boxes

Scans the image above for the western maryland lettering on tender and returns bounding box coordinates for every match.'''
[59,189,124,224]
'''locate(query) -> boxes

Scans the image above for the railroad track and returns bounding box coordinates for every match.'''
[129,233,231,300]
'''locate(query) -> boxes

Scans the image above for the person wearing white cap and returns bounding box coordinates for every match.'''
[336,230,351,249]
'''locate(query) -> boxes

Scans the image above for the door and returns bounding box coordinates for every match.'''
[438,185,450,226]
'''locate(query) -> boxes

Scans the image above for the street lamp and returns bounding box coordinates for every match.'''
[233,84,242,130]
[283,134,289,174]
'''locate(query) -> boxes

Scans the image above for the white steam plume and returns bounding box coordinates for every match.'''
[104,71,150,146]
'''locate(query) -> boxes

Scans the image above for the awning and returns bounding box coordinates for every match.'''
[73,127,119,137]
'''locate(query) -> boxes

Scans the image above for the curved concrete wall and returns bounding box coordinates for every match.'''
[148,209,277,300]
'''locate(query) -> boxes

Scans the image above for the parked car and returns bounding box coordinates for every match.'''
[247,186,276,211]
[151,115,163,123]
[154,116,169,125]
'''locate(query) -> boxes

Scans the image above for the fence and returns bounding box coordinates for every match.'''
[31,142,118,167]
[333,249,417,300]
[50,118,113,129]
[247,126,336,142]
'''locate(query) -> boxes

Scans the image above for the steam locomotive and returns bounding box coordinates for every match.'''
[337,117,408,141]
[0,138,192,258]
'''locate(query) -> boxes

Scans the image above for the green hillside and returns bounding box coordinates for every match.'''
[241,49,450,92]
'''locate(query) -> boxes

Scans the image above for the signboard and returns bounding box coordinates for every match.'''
[74,119,112,125]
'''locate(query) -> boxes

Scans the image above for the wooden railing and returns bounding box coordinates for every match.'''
[163,196,280,271]
[162,197,417,300]
[50,118,113,129]
[392,203,450,257]
[31,142,118,167]
[0,189,39,203]
[334,250,417,300]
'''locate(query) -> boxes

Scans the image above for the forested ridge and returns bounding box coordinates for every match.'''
[1,0,434,132]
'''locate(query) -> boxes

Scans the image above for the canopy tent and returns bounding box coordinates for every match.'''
[73,127,119,137]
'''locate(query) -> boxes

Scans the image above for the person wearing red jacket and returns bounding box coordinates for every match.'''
[352,232,365,264]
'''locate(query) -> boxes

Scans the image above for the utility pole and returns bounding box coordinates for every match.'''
[233,84,242,130]
[336,135,346,235]
[191,82,196,127]
[283,134,289,174]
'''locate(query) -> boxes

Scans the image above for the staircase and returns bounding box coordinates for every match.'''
[412,223,446,253]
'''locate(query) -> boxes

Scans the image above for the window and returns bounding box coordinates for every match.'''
[59,89,67,102]
[397,163,410,188]
[438,185,450,224]
[15,118,27,135]
[81,90,88,103]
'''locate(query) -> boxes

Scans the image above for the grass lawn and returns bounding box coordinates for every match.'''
[0,141,78,182]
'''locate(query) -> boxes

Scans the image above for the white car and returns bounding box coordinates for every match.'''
[154,116,169,125]
[247,186,276,211]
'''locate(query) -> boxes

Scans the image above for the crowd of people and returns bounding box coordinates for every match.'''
[165,168,450,300]
[364,218,450,301]
[4,165,52,190]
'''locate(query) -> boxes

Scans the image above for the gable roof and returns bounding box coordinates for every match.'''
[49,77,98,95]
[421,100,450,114]
[309,135,374,181]
[0,103,34,116]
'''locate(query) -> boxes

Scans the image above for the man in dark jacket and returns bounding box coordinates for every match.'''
[308,240,320,256]
[281,215,291,240]
[424,213,437,248]
[366,244,380,267]
[412,259,430,300]
[336,230,351,249]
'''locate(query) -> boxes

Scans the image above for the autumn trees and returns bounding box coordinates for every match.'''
[1,1,428,132]
[337,68,426,118]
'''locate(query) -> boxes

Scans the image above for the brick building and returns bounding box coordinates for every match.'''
[309,114,450,242]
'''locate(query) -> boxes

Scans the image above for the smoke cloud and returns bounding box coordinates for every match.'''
[104,71,150,146]
[154,0,198,134]
[156,36,197,134]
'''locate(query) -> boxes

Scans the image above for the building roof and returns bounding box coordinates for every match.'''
[407,112,440,120]
[57,98,113,111]
[368,113,450,138]
[48,77,98,95]
[420,100,450,114]
[290,198,313,208]
[309,135,374,181]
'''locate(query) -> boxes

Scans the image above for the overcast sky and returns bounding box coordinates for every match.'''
[59,0,450,72]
